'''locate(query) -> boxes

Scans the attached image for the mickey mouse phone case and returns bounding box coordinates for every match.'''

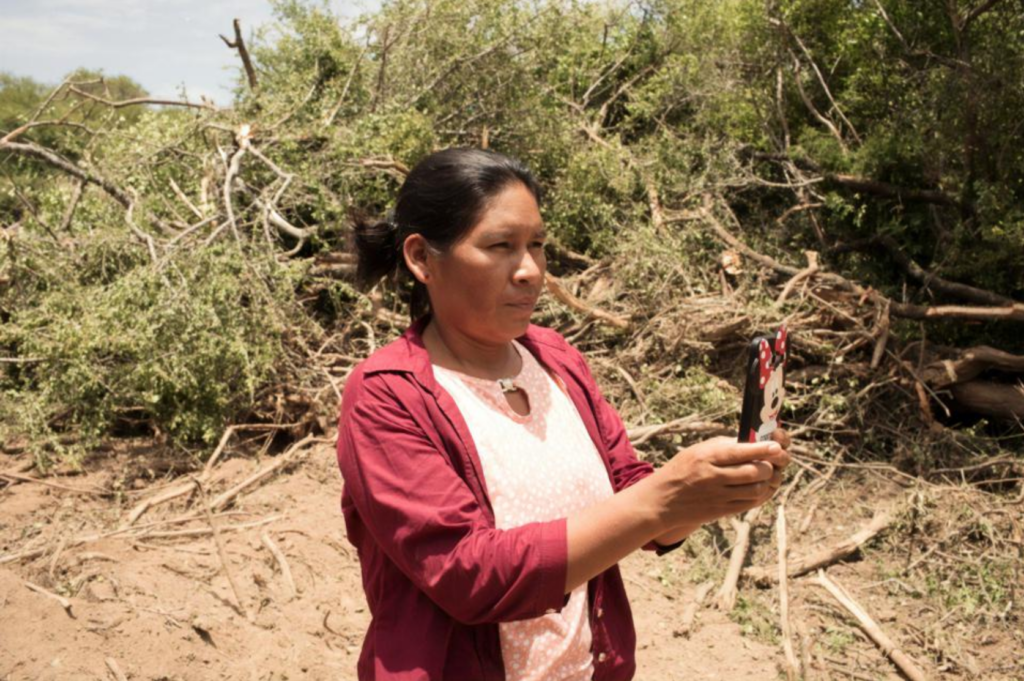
[738,325,788,443]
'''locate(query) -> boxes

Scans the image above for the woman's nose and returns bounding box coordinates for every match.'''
[513,249,544,285]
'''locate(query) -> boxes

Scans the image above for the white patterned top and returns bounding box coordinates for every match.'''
[433,339,614,681]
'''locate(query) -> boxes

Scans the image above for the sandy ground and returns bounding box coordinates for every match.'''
[2,440,1020,680]
[0,443,779,680]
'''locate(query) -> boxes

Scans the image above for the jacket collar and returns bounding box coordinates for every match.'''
[361,314,572,394]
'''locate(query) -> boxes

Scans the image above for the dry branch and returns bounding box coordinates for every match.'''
[777,506,800,680]
[195,479,253,623]
[920,346,1024,388]
[716,507,761,612]
[0,471,105,496]
[261,531,298,599]
[105,658,129,681]
[699,196,1024,323]
[24,580,73,616]
[816,570,928,681]
[68,85,214,111]
[743,510,895,585]
[676,580,714,638]
[627,419,731,446]
[776,250,819,306]
[545,274,630,329]
[220,19,259,90]
[209,435,328,512]
[0,140,131,208]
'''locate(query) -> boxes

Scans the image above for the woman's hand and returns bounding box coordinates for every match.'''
[650,429,792,532]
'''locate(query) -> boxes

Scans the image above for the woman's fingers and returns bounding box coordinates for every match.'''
[707,440,785,468]
[721,460,774,485]
[771,428,792,449]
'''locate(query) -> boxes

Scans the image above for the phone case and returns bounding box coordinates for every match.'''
[738,325,788,443]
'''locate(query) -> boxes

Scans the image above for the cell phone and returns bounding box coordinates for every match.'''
[738,325,788,443]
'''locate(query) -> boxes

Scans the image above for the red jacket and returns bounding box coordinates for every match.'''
[337,316,681,680]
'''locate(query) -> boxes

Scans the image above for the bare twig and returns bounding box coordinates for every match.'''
[777,506,800,680]
[716,507,761,612]
[776,250,819,306]
[220,19,259,90]
[546,274,630,329]
[105,657,129,681]
[209,435,329,512]
[676,580,714,638]
[261,531,298,599]
[0,140,131,208]
[816,570,928,681]
[0,472,105,496]
[194,479,254,623]
[67,85,214,111]
[743,510,896,585]
[25,580,73,616]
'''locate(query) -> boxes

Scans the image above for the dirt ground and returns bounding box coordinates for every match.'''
[0,438,1020,680]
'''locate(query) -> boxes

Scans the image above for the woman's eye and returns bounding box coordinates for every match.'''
[490,242,510,249]
[531,241,546,249]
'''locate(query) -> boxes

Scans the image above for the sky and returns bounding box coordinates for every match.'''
[0,0,376,106]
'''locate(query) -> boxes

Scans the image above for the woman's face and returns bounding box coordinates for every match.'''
[406,181,547,344]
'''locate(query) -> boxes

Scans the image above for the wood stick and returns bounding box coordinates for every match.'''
[24,580,73,616]
[0,472,104,496]
[138,515,282,540]
[105,657,129,681]
[776,250,819,306]
[743,510,894,585]
[627,418,731,446]
[716,507,761,611]
[815,570,928,681]
[676,580,714,638]
[194,480,253,623]
[209,435,328,512]
[219,19,259,90]
[125,482,196,526]
[777,506,800,680]
[545,274,630,329]
[261,531,298,599]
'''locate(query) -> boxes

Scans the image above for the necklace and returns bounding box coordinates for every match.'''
[429,323,521,393]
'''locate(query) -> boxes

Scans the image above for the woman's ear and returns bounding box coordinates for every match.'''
[402,233,432,284]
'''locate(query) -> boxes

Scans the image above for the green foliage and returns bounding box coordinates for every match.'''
[0,242,302,464]
[3,0,1024,464]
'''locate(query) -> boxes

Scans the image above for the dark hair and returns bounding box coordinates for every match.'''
[351,148,543,320]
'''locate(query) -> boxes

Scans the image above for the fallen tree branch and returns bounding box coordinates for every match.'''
[832,235,1014,307]
[743,510,895,585]
[195,479,253,623]
[815,570,928,681]
[777,506,801,681]
[920,345,1024,388]
[676,580,714,638]
[0,472,105,496]
[699,195,1024,323]
[545,274,630,329]
[209,435,330,512]
[24,580,73,617]
[261,530,298,599]
[776,250,819,306]
[627,418,731,446]
[716,507,761,612]
[220,19,259,90]
[67,85,214,111]
[0,140,131,208]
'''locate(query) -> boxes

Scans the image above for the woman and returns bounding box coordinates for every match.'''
[337,148,791,681]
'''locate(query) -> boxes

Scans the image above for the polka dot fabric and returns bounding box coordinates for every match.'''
[433,340,614,681]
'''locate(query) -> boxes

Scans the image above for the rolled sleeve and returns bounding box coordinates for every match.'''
[338,374,569,624]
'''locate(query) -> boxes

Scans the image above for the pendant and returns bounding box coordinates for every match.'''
[497,378,518,393]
